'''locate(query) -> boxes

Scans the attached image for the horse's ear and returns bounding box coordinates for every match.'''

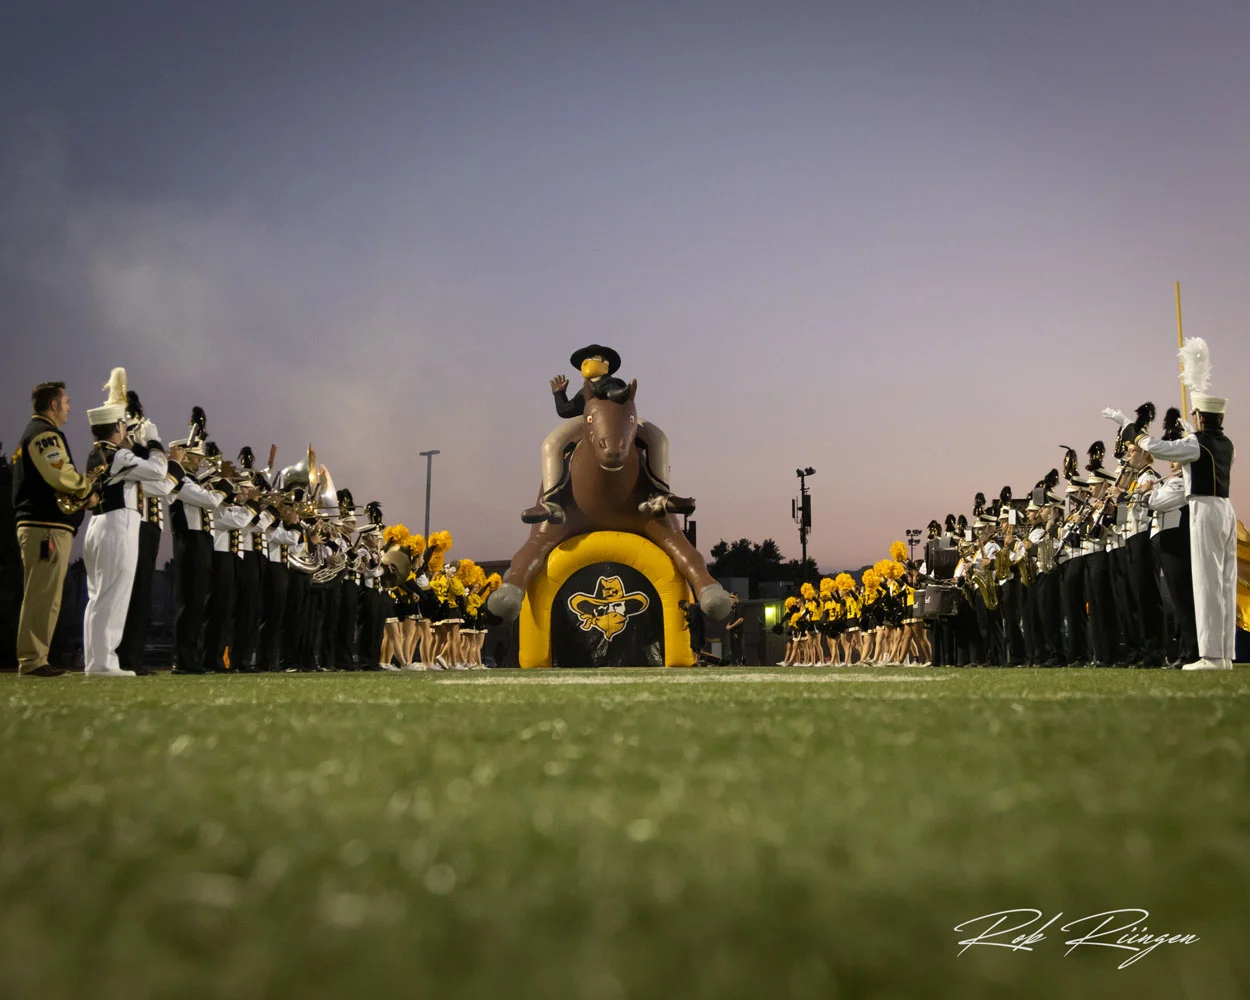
[626,379,637,403]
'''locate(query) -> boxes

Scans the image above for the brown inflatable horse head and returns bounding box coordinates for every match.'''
[582,379,638,472]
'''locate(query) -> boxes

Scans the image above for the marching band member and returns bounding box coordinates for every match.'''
[1057,455,1091,667]
[167,430,225,675]
[333,493,362,671]
[355,502,387,670]
[1148,410,1198,666]
[203,466,258,673]
[1123,337,1237,670]
[117,389,175,676]
[258,503,302,672]
[1119,416,1166,667]
[81,370,169,677]
[230,448,273,674]
[284,518,323,671]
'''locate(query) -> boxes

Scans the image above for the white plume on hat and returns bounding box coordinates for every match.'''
[1178,337,1211,393]
[1179,337,1227,414]
[87,366,128,426]
[102,367,128,406]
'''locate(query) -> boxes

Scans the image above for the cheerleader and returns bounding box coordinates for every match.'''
[777,595,801,666]
[818,577,839,666]
[380,526,427,670]
[838,574,861,664]
[859,567,885,665]
[797,582,820,665]
[426,532,465,668]
[458,560,487,669]
[898,563,932,665]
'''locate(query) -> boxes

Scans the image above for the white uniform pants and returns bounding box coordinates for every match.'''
[83,508,140,673]
[1189,496,1238,660]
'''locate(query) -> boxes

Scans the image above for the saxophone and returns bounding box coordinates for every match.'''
[1019,540,1038,586]
[1035,532,1056,575]
[55,465,106,515]
[971,566,999,610]
[993,543,1012,584]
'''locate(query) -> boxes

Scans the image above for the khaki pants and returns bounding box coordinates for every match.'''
[16,525,72,674]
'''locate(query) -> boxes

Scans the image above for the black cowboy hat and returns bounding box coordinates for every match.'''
[570,344,621,375]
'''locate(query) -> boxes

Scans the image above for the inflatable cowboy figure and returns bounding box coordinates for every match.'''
[521,344,696,524]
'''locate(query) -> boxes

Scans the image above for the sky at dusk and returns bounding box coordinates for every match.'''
[3,0,1247,571]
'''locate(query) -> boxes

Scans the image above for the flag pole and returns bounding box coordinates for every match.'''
[1175,281,1189,414]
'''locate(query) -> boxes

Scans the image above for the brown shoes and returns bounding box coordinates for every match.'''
[22,665,68,678]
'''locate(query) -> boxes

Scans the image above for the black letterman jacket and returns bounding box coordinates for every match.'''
[12,415,92,532]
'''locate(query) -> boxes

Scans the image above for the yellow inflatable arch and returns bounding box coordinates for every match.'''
[519,531,696,668]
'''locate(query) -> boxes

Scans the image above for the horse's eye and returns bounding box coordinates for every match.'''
[629,415,635,422]
[586,415,593,423]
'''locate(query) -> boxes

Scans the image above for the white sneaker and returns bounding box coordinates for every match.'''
[85,667,136,677]
[401,662,424,671]
[380,663,401,672]
[1182,657,1230,671]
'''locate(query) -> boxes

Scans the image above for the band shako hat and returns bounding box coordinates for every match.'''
[1191,393,1227,414]
[569,345,621,375]
[87,367,128,426]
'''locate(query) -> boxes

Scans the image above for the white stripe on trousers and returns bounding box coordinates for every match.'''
[84,508,140,673]
[1189,495,1238,660]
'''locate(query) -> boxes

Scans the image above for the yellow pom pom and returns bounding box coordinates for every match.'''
[800,582,816,600]
[426,530,451,552]
[404,533,427,558]
[459,561,486,589]
[382,524,411,548]
[890,540,907,563]
[835,572,854,592]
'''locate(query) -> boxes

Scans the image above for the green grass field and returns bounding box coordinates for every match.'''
[2,666,1248,1000]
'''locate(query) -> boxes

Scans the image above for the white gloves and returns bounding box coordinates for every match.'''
[1101,407,1131,428]
[139,419,159,446]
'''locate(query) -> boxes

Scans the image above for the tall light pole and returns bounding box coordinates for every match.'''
[419,449,440,538]
[906,528,922,562]
[793,467,815,581]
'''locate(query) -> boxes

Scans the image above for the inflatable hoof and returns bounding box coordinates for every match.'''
[488,583,525,622]
[698,583,732,622]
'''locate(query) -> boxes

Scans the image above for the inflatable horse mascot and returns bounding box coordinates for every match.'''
[488,345,733,634]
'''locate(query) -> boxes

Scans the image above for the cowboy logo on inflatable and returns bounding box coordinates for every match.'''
[568,575,650,641]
